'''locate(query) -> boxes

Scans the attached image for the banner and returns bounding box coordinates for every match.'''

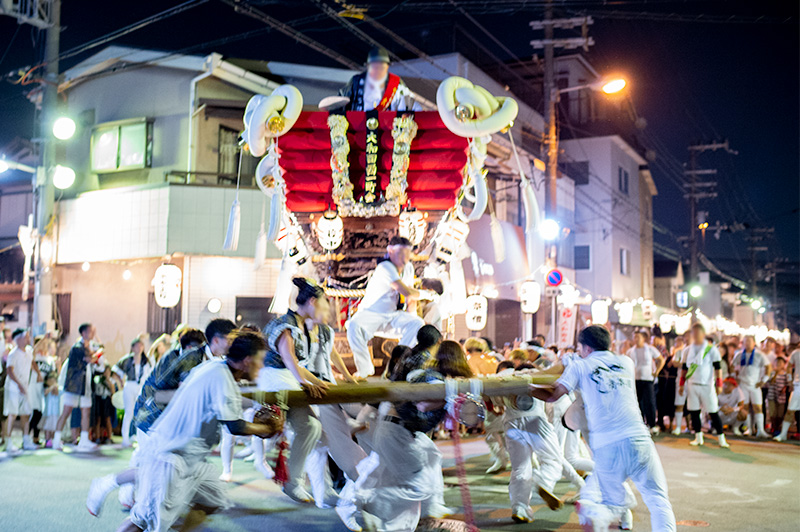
[557,305,577,348]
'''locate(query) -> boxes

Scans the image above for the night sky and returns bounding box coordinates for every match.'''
[1,1,798,323]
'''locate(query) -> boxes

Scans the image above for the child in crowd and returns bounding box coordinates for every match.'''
[42,372,60,447]
[91,364,117,444]
[767,357,789,435]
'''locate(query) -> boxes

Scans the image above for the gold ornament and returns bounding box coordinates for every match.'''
[268,115,285,134]
[366,117,379,130]
[455,104,472,122]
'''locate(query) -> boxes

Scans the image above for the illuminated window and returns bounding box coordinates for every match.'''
[91,119,152,173]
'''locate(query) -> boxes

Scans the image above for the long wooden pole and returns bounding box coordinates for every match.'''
[241,375,557,407]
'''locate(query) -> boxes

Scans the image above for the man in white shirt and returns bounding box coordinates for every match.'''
[532,325,676,532]
[717,377,745,431]
[626,332,665,434]
[346,236,426,377]
[116,330,278,532]
[731,335,771,438]
[774,347,800,442]
[3,328,36,452]
[678,324,728,447]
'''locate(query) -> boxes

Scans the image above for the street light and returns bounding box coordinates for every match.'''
[53,165,76,189]
[539,218,560,241]
[52,117,76,140]
[750,299,762,310]
[600,78,626,94]
[0,160,8,173]
[689,285,703,298]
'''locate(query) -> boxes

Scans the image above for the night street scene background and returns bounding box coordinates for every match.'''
[0,1,798,532]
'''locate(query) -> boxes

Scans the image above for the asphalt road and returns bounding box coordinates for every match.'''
[0,433,797,531]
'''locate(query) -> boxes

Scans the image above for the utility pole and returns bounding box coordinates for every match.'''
[33,0,60,334]
[685,140,735,281]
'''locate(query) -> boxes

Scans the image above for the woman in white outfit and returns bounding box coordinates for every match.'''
[258,277,358,506]
[111,337,152,447]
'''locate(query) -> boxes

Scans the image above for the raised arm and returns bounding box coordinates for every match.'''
[277,330,329,398]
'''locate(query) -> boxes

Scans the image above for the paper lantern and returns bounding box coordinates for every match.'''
[659,313,675,333]
[435,218,470,263]
[465,294,488,331]
[275,224,308,265]
[674,313,691,335]
[398,210,427,246]
[520,281,541,314]
[316,211,344,251]
[152,264,182,308]
[641,299,654,321]
[591,299,610,325]
[617,301,633,325]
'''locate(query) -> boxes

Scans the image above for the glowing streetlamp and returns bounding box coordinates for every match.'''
[600,78,626,94]
[52,117,77,140]
[539,218,560,241]
[52,165,76,189]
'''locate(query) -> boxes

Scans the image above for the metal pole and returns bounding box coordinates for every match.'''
[688,148,697,282]
[33,0,60,335]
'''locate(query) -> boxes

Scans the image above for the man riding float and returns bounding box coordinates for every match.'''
[338,46,419,112]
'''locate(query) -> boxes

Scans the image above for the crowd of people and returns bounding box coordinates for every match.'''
[1,236,797,532]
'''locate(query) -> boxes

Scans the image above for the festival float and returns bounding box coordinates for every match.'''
[240,76,532,362]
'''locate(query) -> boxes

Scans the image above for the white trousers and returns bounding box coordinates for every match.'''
[357,420,443,531]
[318,404,368,481]
[346,310,424,377]
[686,383,719,413]
[504,415,584,511]
[551,395,594,472]
[122,381,141,446]
[580,436,676,532]
[738,384,762,406]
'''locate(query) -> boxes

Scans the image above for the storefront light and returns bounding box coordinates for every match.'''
[207,298,222,314]
[53,117,77,140]
[81,261,91,272]
[122,269,132,281]
[53,165,76,189]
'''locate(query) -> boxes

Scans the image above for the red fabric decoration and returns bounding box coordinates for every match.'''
[279,150,332,171]
[273,437,290,485]
[286,191,331,212]
[407,171,463,192]
[283,171,334,193]
[279,130,332,151]
[407,190,460,211]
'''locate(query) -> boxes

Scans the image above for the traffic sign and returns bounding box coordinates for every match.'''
[545,269,563,287]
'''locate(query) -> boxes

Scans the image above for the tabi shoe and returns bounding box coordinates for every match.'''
[486,458,508,474]
[282,482,313,504]
[5,441,19,453]
[620,509,633,530]
[733,426,743,436]
[755,430,770,439]
[316,489,340,510]
[254,459,275,480]
[424,503,454,519]
[86,474,118,516]
[118,482,135,509]
[689,433,704,446]
[219,471,233,482]
[650,426,661,435]
[538,486,564,511]
[336,488,362,532]
[512,505,535,523]
[22,436,38,451]
[718,433,730,448]
[670,427,681,436]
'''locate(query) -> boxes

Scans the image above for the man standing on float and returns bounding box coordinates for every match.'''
[338,47,419,112]
[347,236,425,377]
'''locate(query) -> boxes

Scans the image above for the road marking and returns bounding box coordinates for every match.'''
[682,472,700,477]
[677,520,710,527]
[761,479,792,488]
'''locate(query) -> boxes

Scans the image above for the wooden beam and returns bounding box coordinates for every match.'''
[242,375,557,407]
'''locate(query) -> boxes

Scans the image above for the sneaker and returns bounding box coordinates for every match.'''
[282,483,313,504]
[424,503,453,519]
[86,474,118,516]
[254,459,275,480]
[512,505,534,523]
[75,439,98,452]
[538,486,563,511]
[22,438,38,451]
[486,459,507,474]
[336,500,362,532]
[620,509,633,530]
[219,471,233,482]
[118,482,135,509]
[52,439,63,451]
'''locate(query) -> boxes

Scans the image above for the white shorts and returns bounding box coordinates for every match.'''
[738,385,762,406]
[674,385,687,407]
[686,384,719,413]
[3,390,32,416]
[62,392,92,409]
[788,384,800,411]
